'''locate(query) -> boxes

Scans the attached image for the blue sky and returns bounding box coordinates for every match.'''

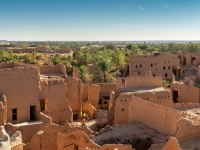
[0,0,200,41]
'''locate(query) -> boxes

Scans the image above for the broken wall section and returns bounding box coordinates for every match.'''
[99,83,116,97]
[38,64,66,75]
[39,78,72,123]
[115,94,180,136]
[116,76,163,91]
[65,77,82,120]
[171,81,199,103]
[88,84,101,109]
[0,94,7,126]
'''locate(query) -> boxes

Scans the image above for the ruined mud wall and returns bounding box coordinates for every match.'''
[116,76,162,91]
[82,83,88,102]
[88,84,101,109]
[134,90,173,107]
[0,66,41,124]
[0,94,7,126]
[0,102,4,126]
[129,54,173,79]
[171,54,180,69]
[25,123,94,150]
[128,96,180,136]
[39,78,72,123]
[38,64,66,75]
[115,94,132,125]
[65,77,82,118]
[99,83,116,96]
[57,131,100,150]
[6,112,51,144]
[171,83,199,103]
[0,62,27,69]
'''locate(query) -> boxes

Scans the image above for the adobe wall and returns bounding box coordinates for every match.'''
[115,94,132,125]
[129,54,173,79]
[54,48,72,53]
[6,112,51,144]
[0,62,27,69]
[82,102,96,118]
[116,76,163,91]
[171,82,199,103]
[88,84,101,109]
[57,131,100,150]
[0,102,4,126]
[171,55,180,69]
[25,123,94,150]
[107,91,115,123]
[134,90,173,107]
[0,94,7,126]
[99,83,116,96]
[128,96,180,136]
[82,83,88,102]
[0,66,41,124]
[39,78,72,123]
[65,77,82,118]
[38,64,66,75]
[115,94,180,136]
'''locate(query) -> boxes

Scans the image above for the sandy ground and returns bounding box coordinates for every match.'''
[91,122,169,146]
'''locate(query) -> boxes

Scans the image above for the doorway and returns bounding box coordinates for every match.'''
[173,90,178,103]
[39,99,46,111]
[73,114,78,121]
[30,105,36,121]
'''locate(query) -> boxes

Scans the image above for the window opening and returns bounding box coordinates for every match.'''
[12,108,17,121]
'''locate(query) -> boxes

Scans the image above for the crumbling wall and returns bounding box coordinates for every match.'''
[115,94,132,125]
[0,66,41,124]
[99,83,116,96]
[38,64,66,75]
[26,123,94,150]
[65,77,82,119]
[0,62,27,69]
[39,78,72,123]
[171,82,199,103]
[171,55,181,69]
[0,102,4,126]
[128,96,180,136]
[134,90,173,107]
[116,76,162,91]
[107,91,116,123]
[82,83,88,102]
[129,54,173,79]
[57,131,100,150]
[6,112,51,144]
[82,102,96,118]
[88,84,101,109]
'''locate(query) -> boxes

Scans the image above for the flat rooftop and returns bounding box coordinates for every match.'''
[118,87,169,94]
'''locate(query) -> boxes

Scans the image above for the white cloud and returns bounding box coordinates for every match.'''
[162,4,169,9]
[138,5,144,11]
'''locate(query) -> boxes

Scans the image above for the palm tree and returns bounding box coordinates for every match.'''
[92,59,119,83]
[78,65,92,84]
[111,50,127,67]
[0,50,5,62]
